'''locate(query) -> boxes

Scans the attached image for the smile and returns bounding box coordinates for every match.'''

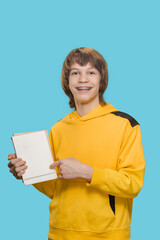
[76,87,92,91]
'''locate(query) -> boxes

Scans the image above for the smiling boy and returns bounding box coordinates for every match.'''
[8,47,145,240]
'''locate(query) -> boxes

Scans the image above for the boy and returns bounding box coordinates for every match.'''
[8,47,145,240]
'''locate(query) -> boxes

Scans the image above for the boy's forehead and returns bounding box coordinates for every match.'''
[70,62,94,70]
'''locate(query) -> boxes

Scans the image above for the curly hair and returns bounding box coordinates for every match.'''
[60,47,109,109]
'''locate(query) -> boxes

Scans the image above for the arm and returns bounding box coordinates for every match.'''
[86,124,145,198]
[32,179,57,199]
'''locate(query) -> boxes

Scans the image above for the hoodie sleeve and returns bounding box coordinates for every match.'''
[86,123,145,198]
[32,129,57,199]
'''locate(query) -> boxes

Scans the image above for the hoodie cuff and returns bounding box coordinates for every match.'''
[86,167,106,188]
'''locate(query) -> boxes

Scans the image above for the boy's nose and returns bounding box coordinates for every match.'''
[78,73,88,82]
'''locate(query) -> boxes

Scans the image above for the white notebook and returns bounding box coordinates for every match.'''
[11,130,57,185]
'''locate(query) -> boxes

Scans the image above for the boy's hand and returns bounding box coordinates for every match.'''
[50,157,93,182]
[8,153,28,180]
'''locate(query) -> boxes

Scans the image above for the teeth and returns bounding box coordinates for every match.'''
[77,87,91,90]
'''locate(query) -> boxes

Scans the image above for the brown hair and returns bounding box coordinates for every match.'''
[60,47,109,109]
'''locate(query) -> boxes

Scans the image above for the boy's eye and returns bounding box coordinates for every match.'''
[71,72,78,75]
[89,71,95,75]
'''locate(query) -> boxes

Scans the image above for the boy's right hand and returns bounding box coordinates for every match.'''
[8,153,28,180]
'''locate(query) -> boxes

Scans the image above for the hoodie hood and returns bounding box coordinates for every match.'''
[62,102,117,123]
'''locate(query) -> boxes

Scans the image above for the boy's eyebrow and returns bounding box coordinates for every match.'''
[70,67,94,70]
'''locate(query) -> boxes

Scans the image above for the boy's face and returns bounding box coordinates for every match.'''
[68,62,101,106]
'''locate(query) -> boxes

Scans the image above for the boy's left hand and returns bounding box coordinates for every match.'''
[49,157,93,182]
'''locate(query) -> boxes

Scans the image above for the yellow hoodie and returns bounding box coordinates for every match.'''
[33,102,145,240]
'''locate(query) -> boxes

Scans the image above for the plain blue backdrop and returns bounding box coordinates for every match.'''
[1,0,159,239]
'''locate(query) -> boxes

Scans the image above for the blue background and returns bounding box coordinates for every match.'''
[1,0,159,239]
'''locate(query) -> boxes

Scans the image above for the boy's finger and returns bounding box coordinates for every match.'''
[8,158,22,168]
[10,158,22,165]
[49,160,61,169]
[14,160,26,168]
[8,160,17,168]
[15,165,28,173]
[17,170,25,177]
[8,161,12,168]
[8,153,16,160]
[9,166,15,173]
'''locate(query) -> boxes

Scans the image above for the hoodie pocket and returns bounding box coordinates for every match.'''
[109,194,115,215]
[49,180,116,232]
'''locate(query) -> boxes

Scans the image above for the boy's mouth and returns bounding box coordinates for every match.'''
[76,87,92,91]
